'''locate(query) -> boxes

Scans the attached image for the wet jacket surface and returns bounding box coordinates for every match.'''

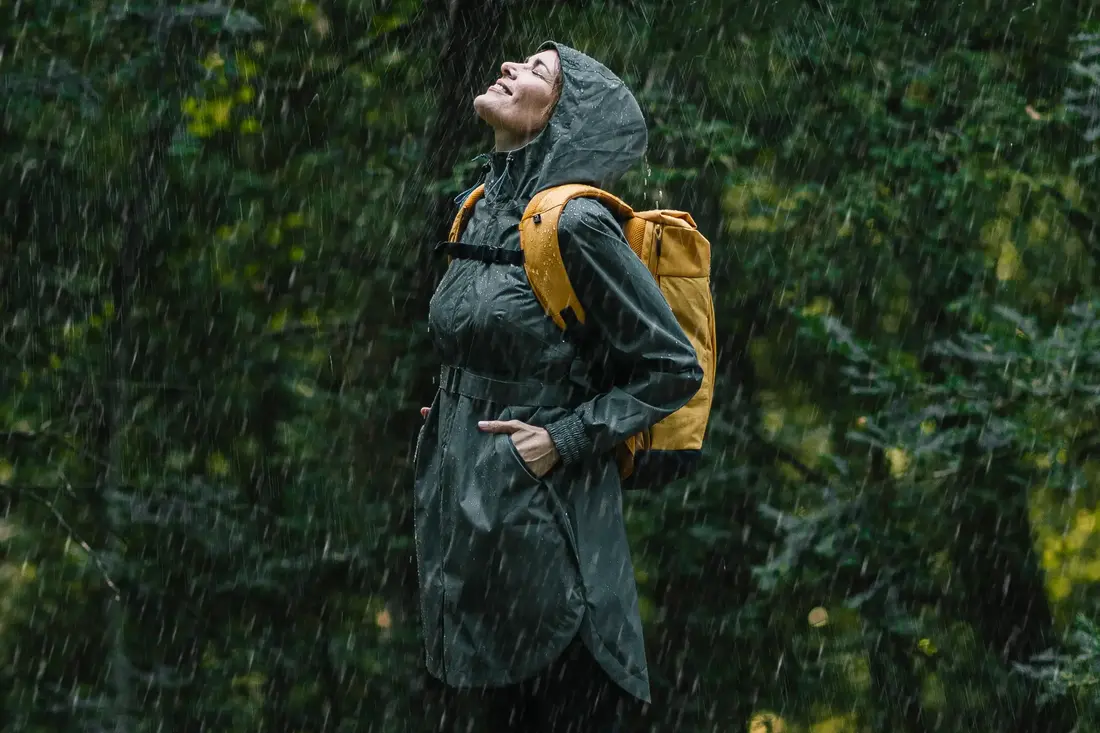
[413,41,704,703]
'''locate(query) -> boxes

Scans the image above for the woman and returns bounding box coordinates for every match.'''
[414,41,703,732]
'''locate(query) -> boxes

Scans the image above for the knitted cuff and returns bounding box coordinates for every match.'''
[544,413,592,466]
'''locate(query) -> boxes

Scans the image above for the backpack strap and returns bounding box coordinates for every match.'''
[446,184,487,253]
[520,184,634,332]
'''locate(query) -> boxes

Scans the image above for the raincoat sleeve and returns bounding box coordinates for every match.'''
[543,198,704,465]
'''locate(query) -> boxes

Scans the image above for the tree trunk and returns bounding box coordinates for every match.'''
[948,442,1076,733]
[863,624,930,733]
[102,108,172,730]
[400,0,508,439]
[643,172,768,730]
[391,3,509,729]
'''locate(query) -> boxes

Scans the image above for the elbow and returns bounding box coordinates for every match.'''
[685,360,704,396]
[676,360,705,405]
[654,353,704,415]
[675,339,705,395]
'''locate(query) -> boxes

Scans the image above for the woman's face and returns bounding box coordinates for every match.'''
[473,49,561,151]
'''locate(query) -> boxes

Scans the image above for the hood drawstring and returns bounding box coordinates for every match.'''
[453,154,493,205]
[483,151,514,202]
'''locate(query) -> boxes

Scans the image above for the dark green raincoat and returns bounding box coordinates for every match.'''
[413,41,703,703]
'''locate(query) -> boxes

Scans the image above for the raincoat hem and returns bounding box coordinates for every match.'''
[578,625,652,703]
[423,622,584,690]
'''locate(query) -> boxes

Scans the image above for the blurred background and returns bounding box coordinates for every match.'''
[4,0,1100,731]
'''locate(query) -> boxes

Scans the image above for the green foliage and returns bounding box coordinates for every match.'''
[4,0,1100,731]
[1016,614,1100,716]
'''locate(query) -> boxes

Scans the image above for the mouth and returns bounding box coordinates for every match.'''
[489,81,512,96]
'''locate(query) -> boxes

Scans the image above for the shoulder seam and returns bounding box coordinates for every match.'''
[560,196,620,225]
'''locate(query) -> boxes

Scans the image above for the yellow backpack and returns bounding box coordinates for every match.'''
[448,183,717,490]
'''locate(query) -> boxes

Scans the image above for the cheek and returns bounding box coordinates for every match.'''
[484,94,514,116]
[518,91,552,120]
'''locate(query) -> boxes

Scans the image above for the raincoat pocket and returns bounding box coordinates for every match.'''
[413,425,426,472]
[453,427,581,594]
[449,431,584,648]
[502,433,541,483]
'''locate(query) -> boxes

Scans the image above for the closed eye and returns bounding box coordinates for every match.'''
[528,57,554,84]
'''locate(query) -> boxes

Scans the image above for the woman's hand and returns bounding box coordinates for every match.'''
[477,419,561,477]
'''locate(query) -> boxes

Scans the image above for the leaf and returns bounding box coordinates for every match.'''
[169,127,203,157]
[687,525,733,546]
[813,533,837,557]
[888,616,923,637]
[992,305,1037,340]
[110,3,263,37]
[844,429,889,450]
[844,586,880,609]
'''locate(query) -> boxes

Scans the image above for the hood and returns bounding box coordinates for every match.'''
[481,41,648,204]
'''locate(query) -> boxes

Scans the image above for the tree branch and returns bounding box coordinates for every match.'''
[4,487,121,599]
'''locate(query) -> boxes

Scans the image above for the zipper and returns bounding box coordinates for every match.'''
[432,149,513,681]
[411,393,435,670]
[434,401,461,680]
[483,151,514,203]
[446,251,475,340]
[411,437,430,667]
[503,151,513,186]
[412,423,426,469]
[654,224,663,263]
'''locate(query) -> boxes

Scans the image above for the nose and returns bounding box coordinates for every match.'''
[500,60,519,77]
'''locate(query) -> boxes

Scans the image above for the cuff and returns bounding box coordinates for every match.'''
[544,412,592,466]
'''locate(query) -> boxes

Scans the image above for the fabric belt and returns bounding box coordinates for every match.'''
[439,365,587,407]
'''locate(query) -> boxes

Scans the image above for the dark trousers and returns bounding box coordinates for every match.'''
[425,638,625,733]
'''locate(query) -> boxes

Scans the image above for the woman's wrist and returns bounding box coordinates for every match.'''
[544,412,591,465]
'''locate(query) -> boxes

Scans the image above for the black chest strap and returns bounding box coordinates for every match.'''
[434,241,524,266]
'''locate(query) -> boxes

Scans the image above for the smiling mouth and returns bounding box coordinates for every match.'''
[490,82,512,96]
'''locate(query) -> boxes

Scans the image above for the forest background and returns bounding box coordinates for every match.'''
[5,0,1100,731]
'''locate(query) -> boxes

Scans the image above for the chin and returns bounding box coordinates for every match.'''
[472,96,498,124]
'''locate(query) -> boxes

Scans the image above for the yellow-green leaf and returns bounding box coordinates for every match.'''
[268,310,288,332]
[206,452,230,477]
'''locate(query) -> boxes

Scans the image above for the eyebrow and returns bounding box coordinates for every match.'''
[527,56,551,74]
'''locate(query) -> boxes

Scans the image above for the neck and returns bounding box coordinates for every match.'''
[493,121,549,152]
[493,133,531,152]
